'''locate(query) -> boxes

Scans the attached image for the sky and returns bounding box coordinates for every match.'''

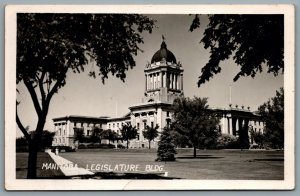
[16,14,283,137]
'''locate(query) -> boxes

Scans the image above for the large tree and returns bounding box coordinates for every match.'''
[172,97,220,157]
[190,14,284,86]
[258,87,284,149]
[143,124,159,149]
[156,127,176,162]
[120,123,138,149]
[16,13,154,178]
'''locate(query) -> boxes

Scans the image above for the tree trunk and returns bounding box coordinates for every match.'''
[193,146,197,158]
[149,140,151,149]
[127,140,129,149]
[26,115,46,179]
[27,142,38,179]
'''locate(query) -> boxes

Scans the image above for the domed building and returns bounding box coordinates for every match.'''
[52,40,265,149]
[126,40,184,148]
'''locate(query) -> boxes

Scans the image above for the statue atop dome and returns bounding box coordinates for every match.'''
[151,35,177,64]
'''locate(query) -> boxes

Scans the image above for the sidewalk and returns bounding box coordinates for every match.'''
[46,150,94,177]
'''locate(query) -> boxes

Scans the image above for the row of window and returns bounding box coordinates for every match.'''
[74,122,101,127]
[108,122,123,129]
[57,128,66,136]
[54,137,65,144]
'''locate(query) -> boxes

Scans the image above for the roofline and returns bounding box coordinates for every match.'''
[52,115,110,122]
[129,102,172,110]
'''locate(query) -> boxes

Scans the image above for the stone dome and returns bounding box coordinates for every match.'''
[151,41,177,64]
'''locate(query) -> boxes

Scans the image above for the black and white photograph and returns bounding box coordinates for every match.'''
[5,4,295,190]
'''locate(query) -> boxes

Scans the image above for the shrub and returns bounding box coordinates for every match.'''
[156,127,176,162]
[117,144,126,149]
[216,134,240,149]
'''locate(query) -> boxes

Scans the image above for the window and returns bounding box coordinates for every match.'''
[137,134,140,140]
[166,119,170,128]
[151,122,154,128]
[144,121,147,129]
[74,122,77,127]
[109,124,111,129]
[59,128,61,136]
[137,123,140,130]
[64,129,66,135]
[117,123,119,128]
[113,123,115,128]
[167,111,170,117]
[87,130,90,136]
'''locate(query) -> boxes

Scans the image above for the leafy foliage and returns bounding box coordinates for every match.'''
[16,130,55,152]
[216,134,240,149]
[16,13,154,178]
[89,127,103,143]
[74,128,85,143]
[258,87,284,149]
[102,129,119,144]
[143,124,159,149]
[120,123,138,149]
[156,127,176,162]
[190,14,284,86]
[249,128,265,148]
[171,97,220,157]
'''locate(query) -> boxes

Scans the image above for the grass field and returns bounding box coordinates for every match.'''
[16,152,65,179]
[60,148,284,180]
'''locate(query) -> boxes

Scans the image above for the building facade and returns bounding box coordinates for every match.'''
[53,40,264,148]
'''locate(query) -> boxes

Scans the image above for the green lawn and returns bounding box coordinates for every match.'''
[60,149,284,180]
[16,152,65,179]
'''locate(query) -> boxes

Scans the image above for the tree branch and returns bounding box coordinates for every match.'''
[16,109,31,142]
[38,71,46,108]
[23,80,42,115]
[45,68,68,106]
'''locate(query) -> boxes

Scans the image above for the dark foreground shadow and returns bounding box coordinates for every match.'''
[252,158,284,162]
[93,172,180,179]
[177,155,223,159]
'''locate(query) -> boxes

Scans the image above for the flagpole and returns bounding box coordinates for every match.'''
[229,84,232,105]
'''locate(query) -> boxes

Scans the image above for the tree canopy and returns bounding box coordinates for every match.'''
[190,14,284,86]
[16,13,155,178]
[171,97,220,157]
[258,87,284,149]
[120,123,138,149]
[143,124,159,149]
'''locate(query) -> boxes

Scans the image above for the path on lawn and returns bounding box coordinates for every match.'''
[60,149,284,180]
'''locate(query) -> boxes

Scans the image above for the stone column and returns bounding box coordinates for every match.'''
[176,74,179,90]
[181,74,183,90]
[222,114,228,134]
[160,72,163,88]
[169,73,172,89]
[163,72,166,88]
[149,74,153,90]
[157,72,160,88]
[157,73,159,89]
[174,74,177,90]
[228,117,232,135]
[148,74,150,90]
[145,74,147,91]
